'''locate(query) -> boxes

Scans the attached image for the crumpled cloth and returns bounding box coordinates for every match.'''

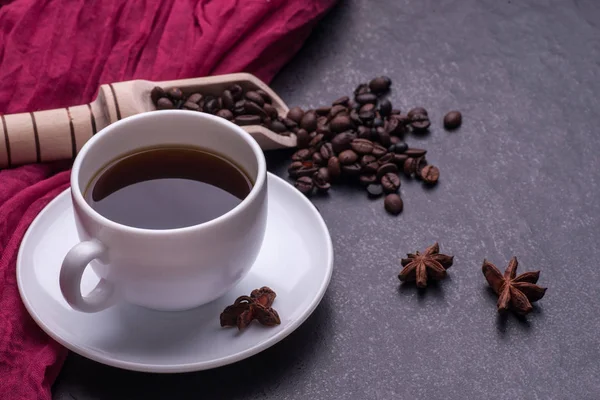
[0,0,336,398]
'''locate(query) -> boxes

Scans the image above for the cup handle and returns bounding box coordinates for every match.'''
[59,240,117,313]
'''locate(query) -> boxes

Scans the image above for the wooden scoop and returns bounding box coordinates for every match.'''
[0,73,296,169]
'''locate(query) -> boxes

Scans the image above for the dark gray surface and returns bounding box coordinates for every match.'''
[53,0,600,399]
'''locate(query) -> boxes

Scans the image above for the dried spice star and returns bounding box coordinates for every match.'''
[220,286,281,330]
[398,242,454,287]
[482,257,547,315]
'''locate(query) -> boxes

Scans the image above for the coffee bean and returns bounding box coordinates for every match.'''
[332,96,350,106]
[270,120,287,133]
[354,83,370,96]
[384,194,403,215]
[357,126,371,139]
[341,163,362,175]
[287,107,305,124]
[316,115,327,128]
[288,161,316,178]
[295,176,314,195]
[339,149,359,165]
[372,117,384,128]
[381,172,401,193]
[372,144,388,158]
[258,102,275,118]
[293,163,318,178]
[410,114,431,132]
[351,138,374,155]
[368,76,392,94]
[403,157,417,176]
[157,97,174,109]
[309,133,325,148]
[228,84,243,100]
[296,129,311,148]
[204,98,219,114]
[245,101,268,118]
[359,103,376,113]
[378,153,394,165]
[395,142,408,153]
[359,174,377,186]
[300,112,318,132]
[287,107,304,124]
[331,131,355,153]
[329,105,348,118]
[367,184,384,198]
[320,143,334,160]
[216,90,232,110]
[407,107,428,119]
[385,117,402,136]
[327,156,342,179]
[216,109,234,120]
[361,155,377,166]
[255,89,272,104]
[282,118,298,130]
[420,165,440,184]
[234,99,246,115]
[379,99,392,117]
[288,161,304,176]
[393,154,408,165]
[292,148,313,161]
[350,109,362,125]
[317,167,330,182]
[312,152,324,165]
[167,87,183,100]
[405,148,427,157]
[245,91,265,107]
[377,128,391,147]
[151,87,166,105]
[187,93,203,105]
[377,163,398,179]
[359,109,375,121]
[234,115,261,126]
[356,93,378,105]
[329,115,353,133]
[315,106,331,116]
[444,111,462,130]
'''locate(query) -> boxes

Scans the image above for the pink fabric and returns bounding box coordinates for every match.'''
[0,0,335,398]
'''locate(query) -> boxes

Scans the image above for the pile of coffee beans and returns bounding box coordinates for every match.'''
[150,76,461,216]
[150,85,295,136]
[285,76,445,215]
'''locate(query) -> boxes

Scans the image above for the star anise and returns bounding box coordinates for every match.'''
[398,242,454,287]
[220,287,281,330]
[482,257,547,315]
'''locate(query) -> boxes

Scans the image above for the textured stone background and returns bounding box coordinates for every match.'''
[54,0,600,398]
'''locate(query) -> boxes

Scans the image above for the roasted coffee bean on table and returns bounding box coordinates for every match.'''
[277,76,447,215]
[443,111,462,130]
[150,75,453,215]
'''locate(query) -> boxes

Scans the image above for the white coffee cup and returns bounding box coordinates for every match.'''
[59,110,268,313]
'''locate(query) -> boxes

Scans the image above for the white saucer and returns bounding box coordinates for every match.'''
[17,173,333,373]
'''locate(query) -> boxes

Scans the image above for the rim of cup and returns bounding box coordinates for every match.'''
[70,110,267,236]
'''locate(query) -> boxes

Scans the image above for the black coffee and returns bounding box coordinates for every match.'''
[85,146,253,229]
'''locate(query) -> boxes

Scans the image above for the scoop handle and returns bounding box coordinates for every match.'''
[0,98,109,168]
